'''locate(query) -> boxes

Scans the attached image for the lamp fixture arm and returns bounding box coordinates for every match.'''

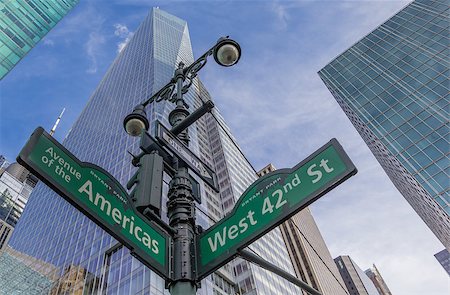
[141,78,177,107]
[140,37,229,107]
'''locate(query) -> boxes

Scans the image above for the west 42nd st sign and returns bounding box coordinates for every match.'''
[197,139,357,279]
[17,127,170,279]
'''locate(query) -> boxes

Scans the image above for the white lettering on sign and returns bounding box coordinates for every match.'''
[261,173,300,215]
[307,158,335,183]
[207,210,258,253]
[44,147,82,181]
[205,160,334,254]
[78,180,159,254]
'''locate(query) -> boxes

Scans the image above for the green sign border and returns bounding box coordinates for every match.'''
[196,138,357,279]
[17,127,171,280]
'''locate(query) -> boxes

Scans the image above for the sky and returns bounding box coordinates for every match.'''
[0,0,449,294]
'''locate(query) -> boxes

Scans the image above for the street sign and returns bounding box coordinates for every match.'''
[17,127,171,279]
[156,122,219,192]
[197,139,357,279]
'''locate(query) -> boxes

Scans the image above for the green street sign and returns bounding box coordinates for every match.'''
[197,139,357,279]
[17,127,171,279]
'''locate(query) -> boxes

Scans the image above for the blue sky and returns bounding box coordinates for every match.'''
[0,0,448,294]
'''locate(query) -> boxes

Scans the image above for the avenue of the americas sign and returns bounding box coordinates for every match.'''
[197,139,357,279]
[17,127,170,279]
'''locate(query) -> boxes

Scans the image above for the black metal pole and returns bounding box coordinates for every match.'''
[166,62,198,295]
[238,249,323,295]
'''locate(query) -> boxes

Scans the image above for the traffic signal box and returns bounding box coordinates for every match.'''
[127,152,164,216]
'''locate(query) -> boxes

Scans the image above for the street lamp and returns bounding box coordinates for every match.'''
[123,104,149,137]
[122,36,240,295]
[123,36,241,137]
[214,37,241,67]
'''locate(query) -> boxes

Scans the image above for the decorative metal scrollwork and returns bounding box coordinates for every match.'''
[140,46,216,107]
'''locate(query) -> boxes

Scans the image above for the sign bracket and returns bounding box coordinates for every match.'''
[238,249,322,295]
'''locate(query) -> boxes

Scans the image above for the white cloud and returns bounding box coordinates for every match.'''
[271,0,290,29]
[114,23,134,53]
[199,1,447,293]
[49,4,105,40]
[114,23,130,38]
[48,4,107,74]
[43,39,54,46]
[85,32,106,74]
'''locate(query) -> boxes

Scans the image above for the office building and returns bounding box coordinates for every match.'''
[0,155,9,175]
[318,0,450,249]
[0,162,37,227]
[258,164,348,295]
[434,249,450,276]
[7,8,300,294]
[334,256,379,295]
[0,220,14,251]
[0,0,79,79]
[365,264,392,295]
[0,161,37,251]
[0,155,7,168]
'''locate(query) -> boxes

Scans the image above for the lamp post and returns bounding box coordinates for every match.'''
[123,37,241,295]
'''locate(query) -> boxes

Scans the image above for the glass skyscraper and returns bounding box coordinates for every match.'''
[6,8,300,294]
[0,0,79,80]
[433,249,450,275]
[319,0,449,249]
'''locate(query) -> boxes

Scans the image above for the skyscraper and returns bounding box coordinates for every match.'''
[334,256,379,295]
[434,249,450,276]
[0,160,37,251]
[318,0,449,249]
[0,220,13,250]
[0,155,7,168]
[0,0,79,80]
[365,264,392,295]
[258,164,348,295]
[7,8,300,294]
[0,162,37,227]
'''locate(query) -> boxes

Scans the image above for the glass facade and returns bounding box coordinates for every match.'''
[0,0,79,80]
[0,171,31,226]
[6,8,299,294]
[0,220,14,250]
[319,0,449,249]
[0,162,37,227]
[433,249,450,275]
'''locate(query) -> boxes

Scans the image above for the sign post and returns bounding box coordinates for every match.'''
[16,37,358,295]
[17,127,356,293]
[196,139,357,279]
[156,122,219,192]
[17,127,171,280]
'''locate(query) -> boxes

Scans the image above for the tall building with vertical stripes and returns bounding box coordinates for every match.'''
[280,210,349,295]
[0,0,79,79]
[5,8,301,294]
[365,264,392,295]
[319,0,449,249]
[334,256,379,295]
